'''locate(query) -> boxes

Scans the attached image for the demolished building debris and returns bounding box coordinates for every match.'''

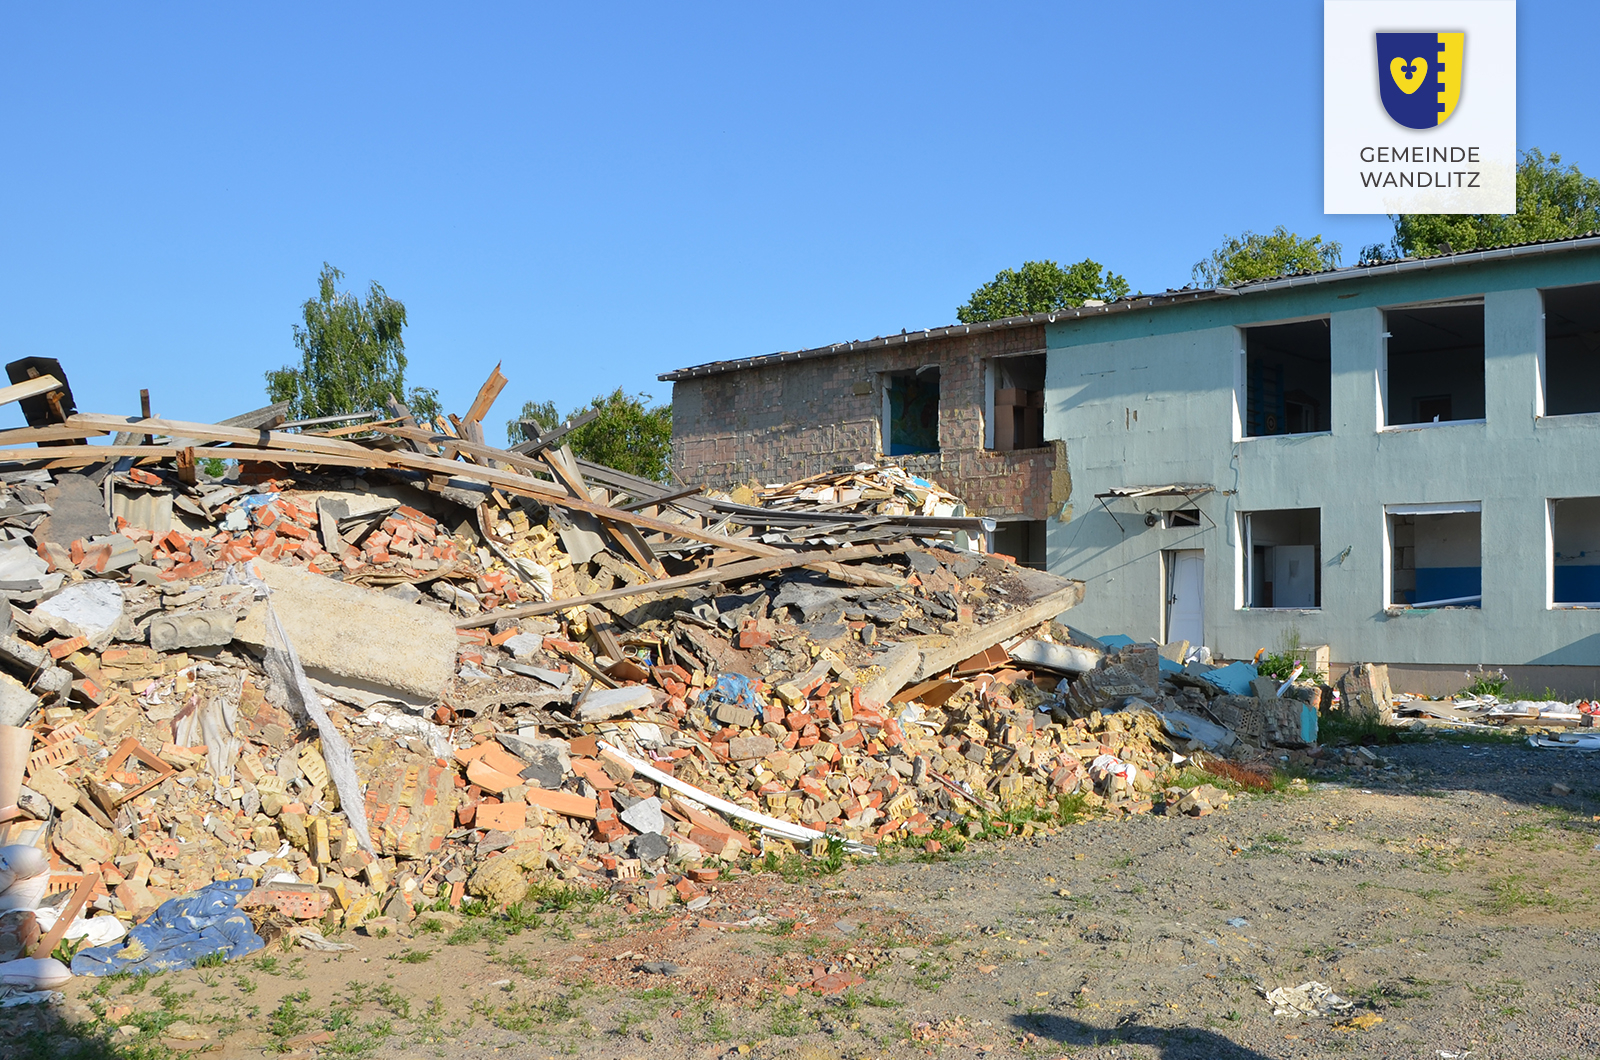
[0,362,1361,991]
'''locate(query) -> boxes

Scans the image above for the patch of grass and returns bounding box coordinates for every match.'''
[1487,874,1569,914]
[1319,714,1406,746]
[770,999,808,1037]
[391,948,433,964]
[268,989,315,1043]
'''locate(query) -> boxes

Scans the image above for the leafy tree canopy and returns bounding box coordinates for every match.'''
[956,258,1130,322]
[1192,226,1342,286]
[507,388,673,482]
[1387,148,1600,258]
[266,263,440,424]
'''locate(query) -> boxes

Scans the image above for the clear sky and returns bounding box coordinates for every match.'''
[0,2,1591,441]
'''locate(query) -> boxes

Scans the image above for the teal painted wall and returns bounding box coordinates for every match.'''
[1043,248,1600,668]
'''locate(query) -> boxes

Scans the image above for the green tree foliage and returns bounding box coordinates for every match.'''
[1192,226,1342,286]
[956,258,1130,323]
[266,263,441,423]
[1388,149,1600,258]
[506,388,673,482]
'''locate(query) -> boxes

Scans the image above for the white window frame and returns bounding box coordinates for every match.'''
[1383,501,1483,609]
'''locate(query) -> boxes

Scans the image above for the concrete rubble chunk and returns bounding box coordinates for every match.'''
[500,632,543,660]
[573,684,661,723]
[234,561,458,703]
[148,610,238,652]
[619,796,665,835]
[0,671,41,727]
[35,580,124,644]
[1008,638,1102,675]
[0,543,63,594]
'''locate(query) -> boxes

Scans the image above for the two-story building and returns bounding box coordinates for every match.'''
[664,235,1600,694]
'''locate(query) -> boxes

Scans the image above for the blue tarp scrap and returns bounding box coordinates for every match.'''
[72,879,264,976]
[1096,634,1138,650]
[709,672,758,708]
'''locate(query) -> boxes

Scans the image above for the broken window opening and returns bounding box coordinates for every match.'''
[1550,497,1600,606]
[988,354,1045,451]
[991,519,1046,570]
[883,368,940,456]
[1388,506,1481,607]
[1241,508,1320,608]
[1243,320,1332,437]
[1384,302,1486,426]
[1541,285,1600,416]
[1166,508,1201,528]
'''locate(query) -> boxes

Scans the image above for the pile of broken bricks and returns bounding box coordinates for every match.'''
[0,360,1313,982]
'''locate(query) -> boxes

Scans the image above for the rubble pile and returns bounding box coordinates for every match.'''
[0,361,1313,983]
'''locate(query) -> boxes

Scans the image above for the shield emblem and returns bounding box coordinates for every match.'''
[1376,32,1464,129]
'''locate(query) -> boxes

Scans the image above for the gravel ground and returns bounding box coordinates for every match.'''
[10,731,1599,1060]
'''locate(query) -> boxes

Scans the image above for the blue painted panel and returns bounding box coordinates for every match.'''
[1412,566,1481,606]
[1553,566,1600,604]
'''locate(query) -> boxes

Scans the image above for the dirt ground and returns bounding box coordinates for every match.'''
[9,730,1599,1060]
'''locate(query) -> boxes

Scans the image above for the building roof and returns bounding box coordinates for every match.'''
[658,232,1600,383]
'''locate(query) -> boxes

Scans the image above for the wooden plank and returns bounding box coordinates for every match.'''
[463,363,508,428]
[456,542,909,627]
[914,583,1085,682]
[0,425,108,446]
[0,444,386,469]
[29,869,100,959]
[509,407,598,456]
[0,375,63,409]
[540,448,665,577]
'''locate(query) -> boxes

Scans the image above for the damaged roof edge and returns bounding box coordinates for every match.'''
[659,233,1600,383]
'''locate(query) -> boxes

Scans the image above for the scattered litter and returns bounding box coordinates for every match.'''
[1263,980,1356,1018]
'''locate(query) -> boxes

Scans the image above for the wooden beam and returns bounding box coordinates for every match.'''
[456,543,911,627]
[463,362,508,428]
[913,583,1085,682]
[0,375,63,409]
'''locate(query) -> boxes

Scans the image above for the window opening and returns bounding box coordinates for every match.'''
[990,519,1046,569]
[1166,509,1201,528]
[1385,303,1485,425]
[1542,285,1600,416]
[1243,320,1331,437]
[1550,497,1600,606]
[1388,505,1481,607]
[988,355,1045,451]
[883,368,940,455]
[1241,508,1320,608]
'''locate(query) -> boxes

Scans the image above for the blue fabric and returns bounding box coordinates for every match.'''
[710,672,758,708]
[72,879,263,976]
[1158,654,1183,675]
[1198,660,1258,696]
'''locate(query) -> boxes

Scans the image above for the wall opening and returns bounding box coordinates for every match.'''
[1551,497,1600,606]
[1243,320,1331,436]
[1542,285,1600,416]
[991,519,1046,569]
[1241,508,1320,608]
[882,368,940,455]
[1166,508,1202,528]
[987,354,1045,451]
[1385,302,1485,426]
[1388,504,1481,607]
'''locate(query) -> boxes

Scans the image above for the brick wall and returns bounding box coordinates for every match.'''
[669,326,1064,519]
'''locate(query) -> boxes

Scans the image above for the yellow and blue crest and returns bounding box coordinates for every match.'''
[1376,32,1464,129]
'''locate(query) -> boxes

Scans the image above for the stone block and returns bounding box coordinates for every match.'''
[1337,663,1393,724]
[149,610,238,652]
[729,735,777,761]
[1209,695,1319,748]
[34,581,123,645]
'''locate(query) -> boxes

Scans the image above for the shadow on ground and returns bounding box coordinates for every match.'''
[1009,1012,1275,1060]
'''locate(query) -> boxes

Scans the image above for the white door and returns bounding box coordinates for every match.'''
[1167,550,1205,648]
[1273,544,1316,608]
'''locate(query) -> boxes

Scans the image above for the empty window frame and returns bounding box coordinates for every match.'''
[1384,302,1486,426]
[1242,320,1331,437]
[991,519,1046,570]
[1388,503,1481,607]
[1166,508,1202,528]
[1550,497,1600,606]
[882,367,940,455]
[986,354,1046,451]
[1542,285,1600,416]
[1241,508,1320,608]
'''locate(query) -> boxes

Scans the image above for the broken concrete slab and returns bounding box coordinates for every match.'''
[1209,695,1319,748]
[0,672,40,727]
[1008,638,1101,674]
[234,561,457,704]
[35,473,110,549]
[34,580,123,645]
[573,684,661,724]
[148,610,238,652]
[860,643,921,706]
[499,632,543,660]
[619,796,665,835]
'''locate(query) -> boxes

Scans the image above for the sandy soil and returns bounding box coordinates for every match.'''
[9,732,1599,1060]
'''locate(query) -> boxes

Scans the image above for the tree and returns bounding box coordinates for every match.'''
[1192,226,1342,286]
[506,388,673,482]
[956,258,1130,322]
[266,263,441,424]
[1388,149,1600,258]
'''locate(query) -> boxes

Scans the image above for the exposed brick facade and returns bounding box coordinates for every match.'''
[667,325,1064,520]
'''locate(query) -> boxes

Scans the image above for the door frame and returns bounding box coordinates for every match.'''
[1162,548,1205,646]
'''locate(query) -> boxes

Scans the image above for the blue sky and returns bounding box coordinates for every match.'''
[0,2,1591,442]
